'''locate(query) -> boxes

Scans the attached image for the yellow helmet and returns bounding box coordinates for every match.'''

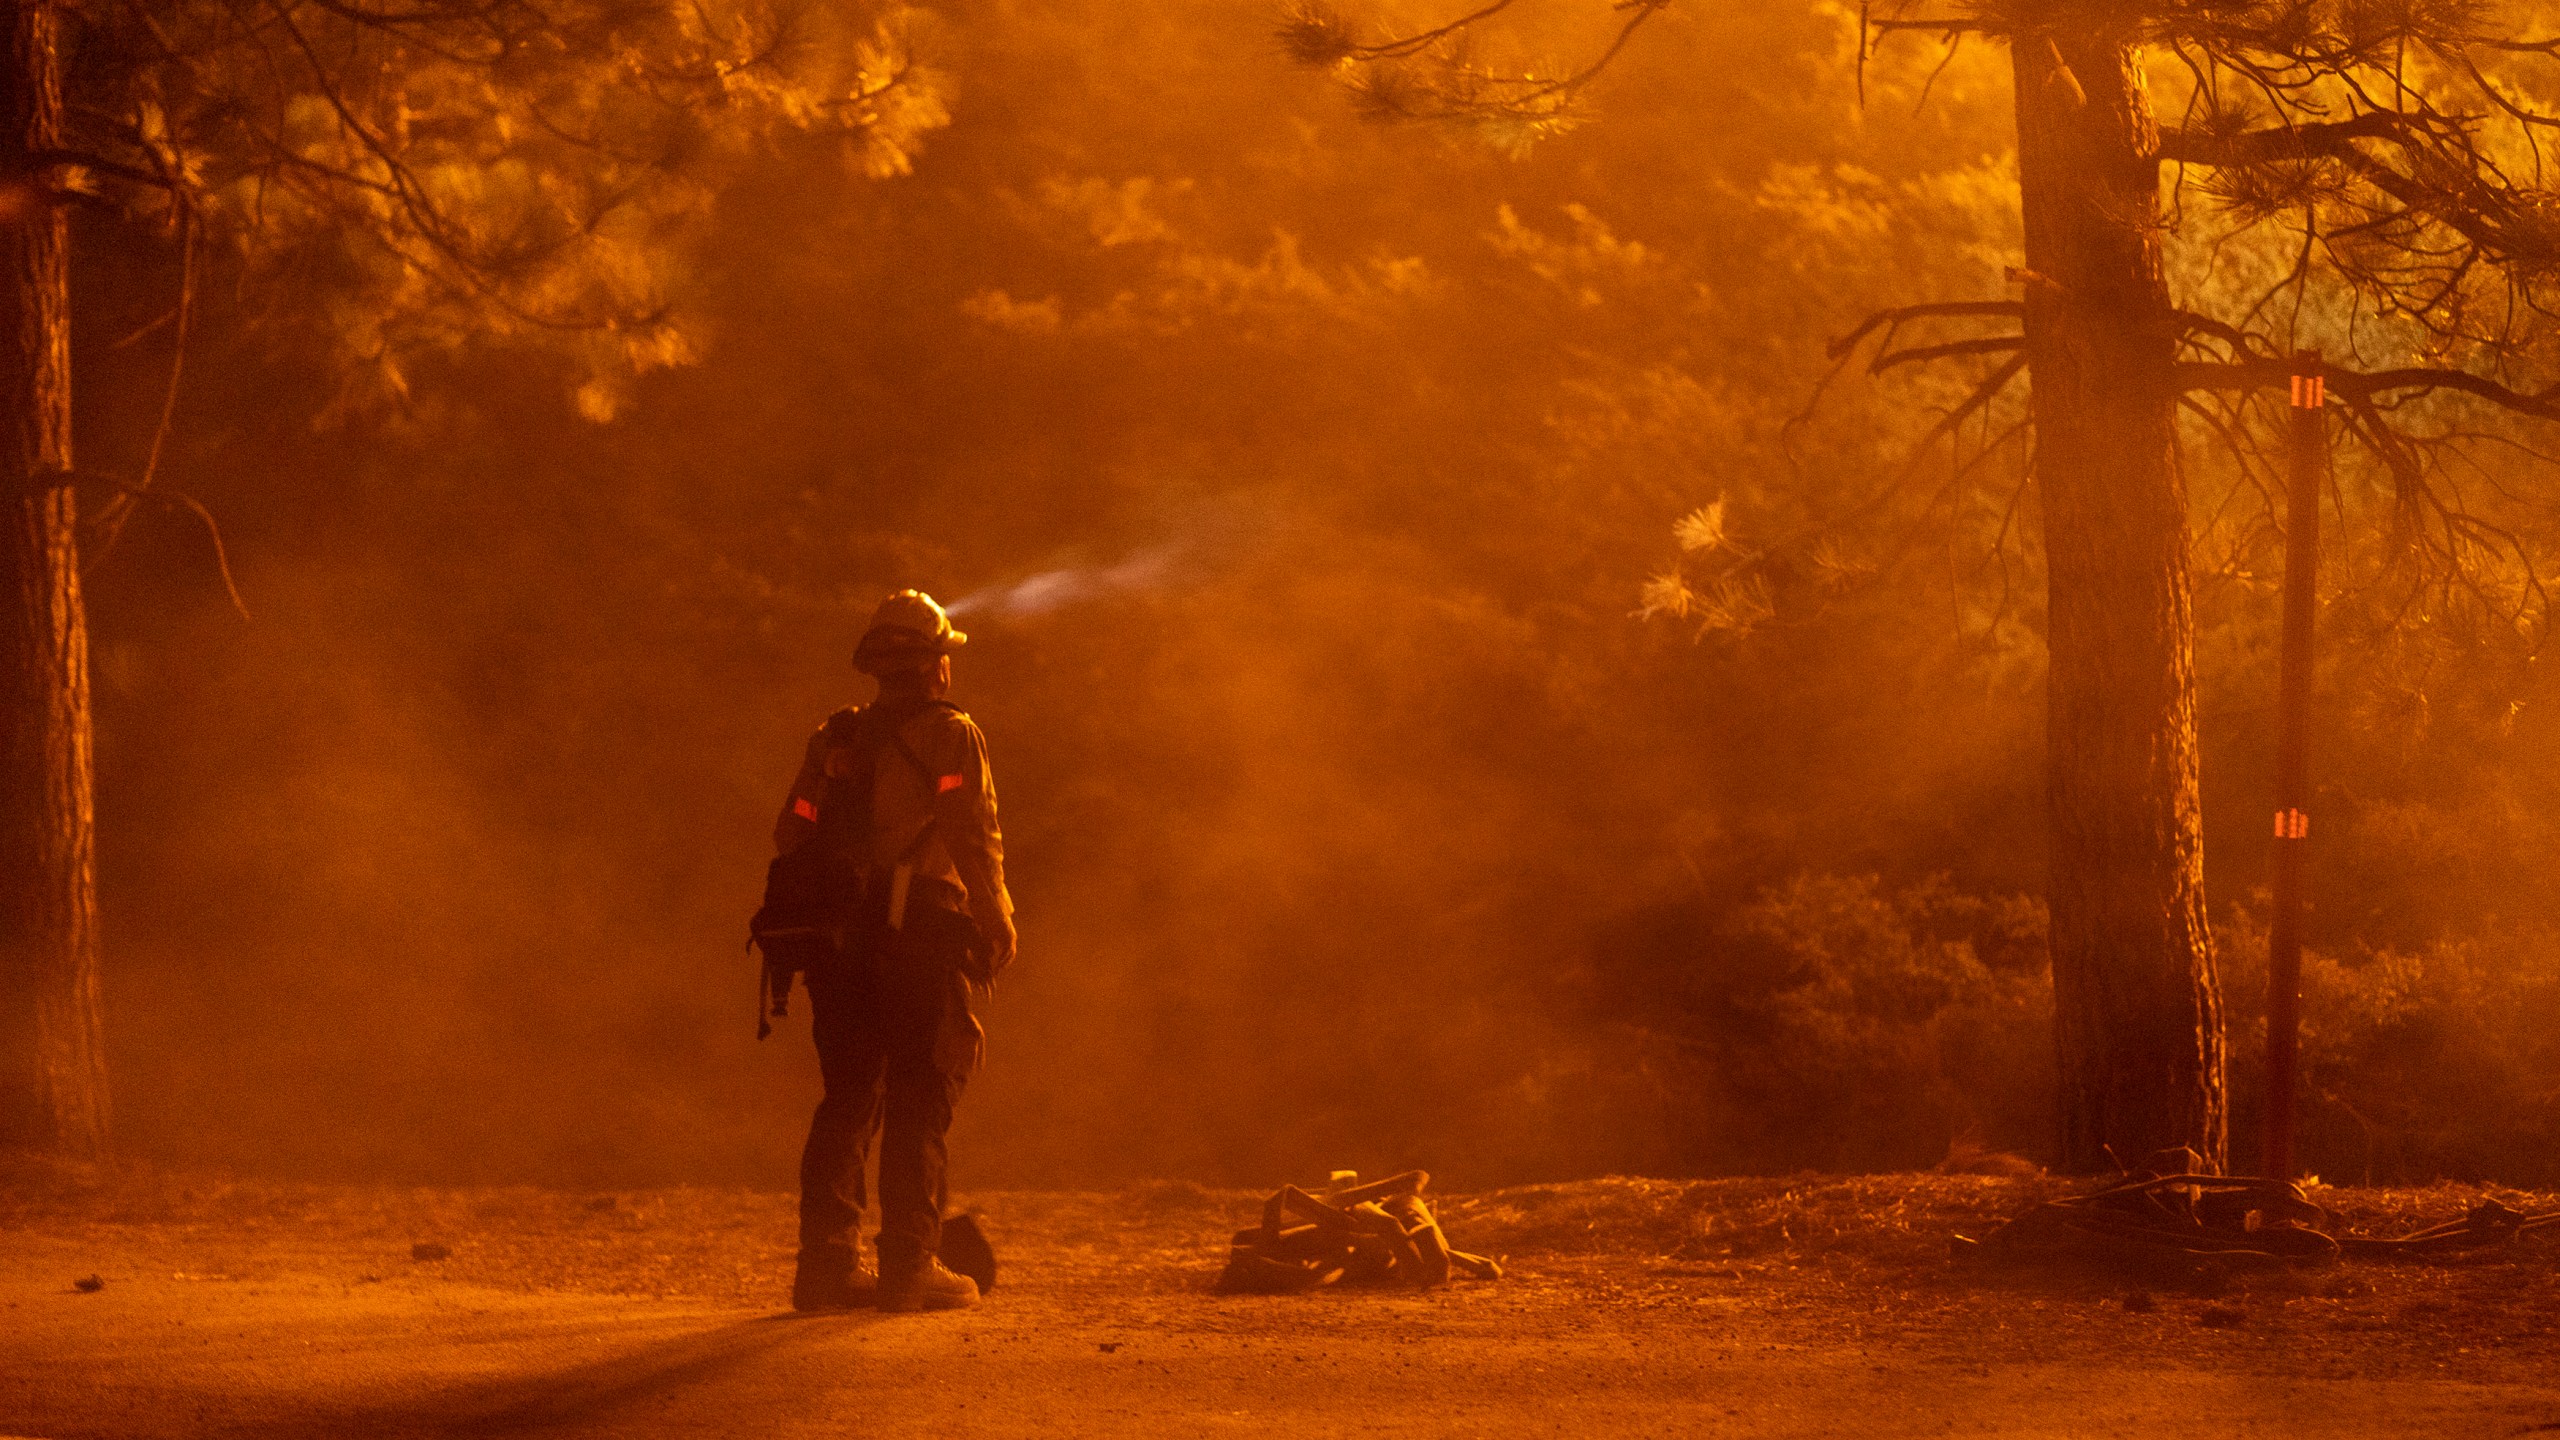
[855,588,967,671]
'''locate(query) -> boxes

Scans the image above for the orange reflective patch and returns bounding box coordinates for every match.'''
[937,774,965,794]
[793,796,819,822]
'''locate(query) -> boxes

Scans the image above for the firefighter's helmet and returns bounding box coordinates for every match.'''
[855,589,968,672]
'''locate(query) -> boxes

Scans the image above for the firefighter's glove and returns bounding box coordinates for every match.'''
[968,912,1017,989]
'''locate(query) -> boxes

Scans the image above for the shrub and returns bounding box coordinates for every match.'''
[1654,873,2053,1173]
[1614,866,2560,1183]
[2222,911,2560,1185]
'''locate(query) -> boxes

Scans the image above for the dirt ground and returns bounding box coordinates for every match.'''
[4,1164,2559,1438]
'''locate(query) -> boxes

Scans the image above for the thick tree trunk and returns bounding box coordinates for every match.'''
[2012,27,2225,1171]
[0,0,106,1156]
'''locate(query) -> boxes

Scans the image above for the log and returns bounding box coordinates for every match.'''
[1385,1196,1452,1286]
[1326,1170,1429,1207]
[1406,1222,1453,1286]
[1260,1225,1345,1264]
[1352,1201,1430,1284]
[1340,1235,1399,1284]
[1381,1194,1436,1229]
[1237,1222,1323,1248]
[1280,1186,1357,1230]
[1230,1174,1491,1292]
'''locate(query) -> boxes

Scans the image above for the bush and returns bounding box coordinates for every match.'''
[1645,873,2054,1173]
[1598,854,2560,1183]
[2221,910,2560,1185]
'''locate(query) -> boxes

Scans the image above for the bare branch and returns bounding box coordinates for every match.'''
[90,205,200,567]
[1826,300,2024,361]
[1910,352,2030,455]
[44,469,251,621]
[2174,307,2280,361]
[1870,335,2026,374]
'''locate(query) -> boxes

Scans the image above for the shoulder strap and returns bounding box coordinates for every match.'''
[820,699,964,864]
[880,699,961,784]
[882,701,965,860]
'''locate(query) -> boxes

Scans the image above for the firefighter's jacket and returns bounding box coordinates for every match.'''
[773,699,1013,936]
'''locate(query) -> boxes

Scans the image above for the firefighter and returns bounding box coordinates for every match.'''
[773,589,1017,1312]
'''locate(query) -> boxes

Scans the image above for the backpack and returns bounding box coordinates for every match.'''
[748,698,955,1036]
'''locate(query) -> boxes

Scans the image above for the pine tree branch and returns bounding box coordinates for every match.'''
[1330,0,1524,62]
[1826,300,2023,360]
[2172,308,2279,362]
[2176,358,2560,419]
[34,469,252,621]
[1869,335,2025,374]
[2160,103,2556,281]
[1865,18,1989,34]
[1911,351,2028,451]
[2154,112,2415,166]
[1284,0,1668,124]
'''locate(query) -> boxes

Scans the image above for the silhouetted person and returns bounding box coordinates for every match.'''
[774,589,1017,1311]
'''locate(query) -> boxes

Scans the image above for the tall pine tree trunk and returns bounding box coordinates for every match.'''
[0,0,106,1157]
[2012,26,2224,1171]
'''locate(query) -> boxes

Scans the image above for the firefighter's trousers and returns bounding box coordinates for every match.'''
[797,905,982,1275]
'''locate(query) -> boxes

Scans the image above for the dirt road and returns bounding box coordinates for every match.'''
[5,1172,2557,1437]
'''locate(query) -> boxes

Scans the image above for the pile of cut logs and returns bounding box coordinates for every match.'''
[1214,1169,1503,1294]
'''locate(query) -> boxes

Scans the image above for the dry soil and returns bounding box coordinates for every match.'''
[3,1166,2558,1437]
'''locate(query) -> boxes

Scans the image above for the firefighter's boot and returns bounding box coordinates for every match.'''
[791,1248,877,1311]
[875,1256,980,1313]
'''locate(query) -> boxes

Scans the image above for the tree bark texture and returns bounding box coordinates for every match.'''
[2011,26,2225,1171]
[0,0,106,1156]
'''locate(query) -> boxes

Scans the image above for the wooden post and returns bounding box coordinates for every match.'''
[2264,352,2325,1181]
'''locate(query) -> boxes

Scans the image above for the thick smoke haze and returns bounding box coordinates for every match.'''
[60,0,2560,1192]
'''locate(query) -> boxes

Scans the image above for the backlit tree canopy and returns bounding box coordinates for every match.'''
[2,0,943,1156]
[67,0,948,417]
[1286,0,2560,1173]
